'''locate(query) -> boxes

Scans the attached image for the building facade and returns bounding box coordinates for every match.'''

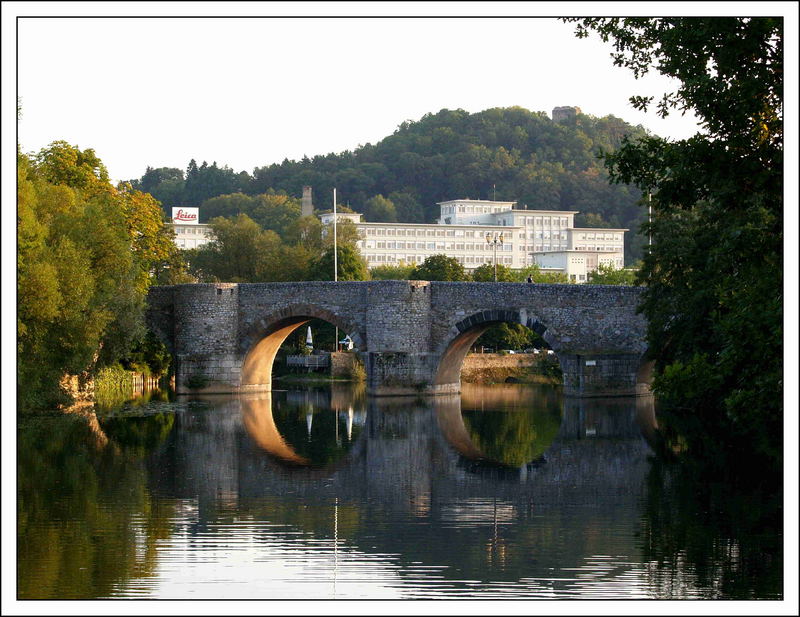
[321,199,627,282]
[167,207,214,250]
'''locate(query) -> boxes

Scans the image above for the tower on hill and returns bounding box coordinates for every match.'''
[552,106,582,122]
[302,186,314,217]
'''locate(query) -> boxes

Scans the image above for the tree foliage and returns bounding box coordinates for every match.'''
[471,263,515,282]
[189,214,283,282]
[363,194,398,222]
[17,144,177,411]
[410,254,468,281]
[308,244,369,281]
[369,264,415,280]
[569,18,782,471]
[586,263,638,285]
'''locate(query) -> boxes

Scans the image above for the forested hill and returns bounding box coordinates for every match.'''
[131,107,651,260]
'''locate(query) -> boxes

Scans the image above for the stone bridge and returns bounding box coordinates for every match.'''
[146,281,651,397]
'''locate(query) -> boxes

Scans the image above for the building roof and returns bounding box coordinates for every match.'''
[508,209,579,215]
[570,227,629,232]
[436,198,516,206]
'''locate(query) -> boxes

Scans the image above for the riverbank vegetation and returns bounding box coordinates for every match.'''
[569,18,783,475]
[17,144,178,412]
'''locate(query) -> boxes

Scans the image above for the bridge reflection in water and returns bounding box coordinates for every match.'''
[133,385,660,596]
[145,384,655,524]
[20,384,780,599]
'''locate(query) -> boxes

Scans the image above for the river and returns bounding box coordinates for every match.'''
[16,383,782,600]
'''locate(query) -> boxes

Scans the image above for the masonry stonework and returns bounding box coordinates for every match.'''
[146,281,650,397]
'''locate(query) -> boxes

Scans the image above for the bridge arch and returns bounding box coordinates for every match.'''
[433,308,556,388]
[239,303,366,390]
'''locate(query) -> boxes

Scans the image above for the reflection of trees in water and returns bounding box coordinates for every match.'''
[459,384,562,467]
[461,407,561,467]
[101,413,175,458]
[17,414,176,599]
[640,459,783,600]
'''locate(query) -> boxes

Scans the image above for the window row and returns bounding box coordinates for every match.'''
[364,241,514,251]
[577,233,623,241]
[517,231,569,240]
[573,245,624,252]
[366,254,514,266]
[175,227,208,235]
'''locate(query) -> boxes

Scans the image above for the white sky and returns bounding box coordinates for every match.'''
[10,8,719,183]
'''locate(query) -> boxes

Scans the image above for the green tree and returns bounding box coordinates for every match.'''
[576,212,613,228]
[183,160,240,205]
[514,264,569,284]
[116,183,176,293]
[189,214,282,282]
[17,144,175,410]
[569,18,782,471]
[250,190,302,236]
[475,323,545,353]
[34,140,109,191]
[320,217,362,250]
[586,263,638,285]
[387,191,424,222]
[308,244,368,281]
[369,264,414,280]
[363,194,397,222]
[471,263,515,282]
[410,254,468,281]
[268,244,316,282]
[285,215,324,250]
[200,192,257,221]
[131,166,185,210]
[153,248,196,285]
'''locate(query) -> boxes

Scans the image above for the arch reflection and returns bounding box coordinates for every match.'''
[241,386,366,469]
[436,384,564,469]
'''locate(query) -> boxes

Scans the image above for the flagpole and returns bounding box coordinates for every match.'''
[333,188,338,282]
[333,188,338,351]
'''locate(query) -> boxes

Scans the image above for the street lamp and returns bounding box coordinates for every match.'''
[486,232,504,282]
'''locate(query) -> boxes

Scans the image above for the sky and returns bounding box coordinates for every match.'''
[9,8,719,184]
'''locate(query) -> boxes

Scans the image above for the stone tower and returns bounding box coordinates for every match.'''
[552,106,582,122]
[301,186,314,217]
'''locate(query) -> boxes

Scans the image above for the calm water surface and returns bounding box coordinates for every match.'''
[17,383,782,600]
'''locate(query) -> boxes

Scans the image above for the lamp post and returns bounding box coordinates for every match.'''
[485,232,504,282]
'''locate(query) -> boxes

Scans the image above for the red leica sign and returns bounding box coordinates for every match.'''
[172,207,199,224]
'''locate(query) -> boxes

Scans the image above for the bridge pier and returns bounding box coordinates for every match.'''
[558,352,651,397]
[365,351,459,396]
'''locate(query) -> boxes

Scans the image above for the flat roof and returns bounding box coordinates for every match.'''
[531,249,623,254]
[571,227,629,232]
[508,209,579,215]
[356,221,522,229]
[437,199,516,205]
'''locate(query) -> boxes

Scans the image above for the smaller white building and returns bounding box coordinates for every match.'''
[532,249,624,283]
[167,207,214,250]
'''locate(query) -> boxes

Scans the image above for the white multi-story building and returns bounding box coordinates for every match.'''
[167,207,214,250]
[321,198,627,282]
